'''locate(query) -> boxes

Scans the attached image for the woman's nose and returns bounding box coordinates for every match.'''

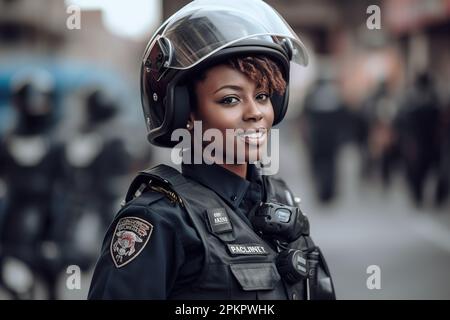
[243,99,264,122]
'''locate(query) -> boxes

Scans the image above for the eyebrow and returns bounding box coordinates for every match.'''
[213,85,243,94]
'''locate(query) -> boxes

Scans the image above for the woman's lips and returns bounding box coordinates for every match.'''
[235,128,267,146]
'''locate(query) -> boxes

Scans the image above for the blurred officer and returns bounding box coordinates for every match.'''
[395,72,440,206]
[436,98,450,206]
[0,70,63,299]
[88,0,335,300]
[359,80,399,187]
[57,88,131,271]
[302,76,348,203]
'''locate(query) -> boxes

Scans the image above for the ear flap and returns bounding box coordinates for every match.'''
[159,85,191,147]
[171,85,191,128]
[271,84,289,126]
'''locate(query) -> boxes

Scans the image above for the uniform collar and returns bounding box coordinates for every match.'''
[181,162,262,210]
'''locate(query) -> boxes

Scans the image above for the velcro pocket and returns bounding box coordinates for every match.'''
[230,263,281,291]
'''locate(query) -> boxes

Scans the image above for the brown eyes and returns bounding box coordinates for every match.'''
[220,96,239,105]
[256,93,270,102]
[219,93,270,106]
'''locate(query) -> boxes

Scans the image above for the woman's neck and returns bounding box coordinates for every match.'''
[218,163,248,179]
[198,150,249,179]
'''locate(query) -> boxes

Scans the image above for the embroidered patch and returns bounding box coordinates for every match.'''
[110,216,153,268]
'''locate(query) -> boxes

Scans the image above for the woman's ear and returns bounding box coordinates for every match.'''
[186,112,196,130]
[189,112,196,123]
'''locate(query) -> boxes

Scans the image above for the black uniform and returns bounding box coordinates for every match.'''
[302,78,348,203]
[88,163,335,300]
[395,73,440,206]
[0,131,64,299]
[0,70,65,299]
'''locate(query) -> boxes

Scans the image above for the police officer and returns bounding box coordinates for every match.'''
[88,0,335,300]
[395,72,440,206]
[61,88,130,232]
[56,87,131,274]
[0,69,63,299]
[302,74,348,203]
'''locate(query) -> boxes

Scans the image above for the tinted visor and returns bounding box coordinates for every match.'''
[160,0,309,69]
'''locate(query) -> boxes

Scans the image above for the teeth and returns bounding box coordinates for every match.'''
[239,132,264,139]
[235,129,267,146]
[236,129,266,139]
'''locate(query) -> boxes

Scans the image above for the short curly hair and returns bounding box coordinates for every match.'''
[226,55,286,95]
[190,55,287,101]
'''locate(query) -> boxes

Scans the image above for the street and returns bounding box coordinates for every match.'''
[279,120,450,299]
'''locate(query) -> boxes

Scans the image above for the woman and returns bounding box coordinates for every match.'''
[88,0,335,300]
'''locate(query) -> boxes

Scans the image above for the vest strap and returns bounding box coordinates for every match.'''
[125,164,187,204]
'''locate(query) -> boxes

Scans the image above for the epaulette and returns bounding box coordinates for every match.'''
[122,165,185,208]
[148,184,182,206]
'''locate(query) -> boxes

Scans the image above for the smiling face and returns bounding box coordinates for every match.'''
[190,63,275,163]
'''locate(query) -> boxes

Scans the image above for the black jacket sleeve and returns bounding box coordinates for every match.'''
[87,202,185,299]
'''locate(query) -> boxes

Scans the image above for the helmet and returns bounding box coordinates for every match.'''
[84,88,119,126]
[10,69,56,134]
[140,0,309,147]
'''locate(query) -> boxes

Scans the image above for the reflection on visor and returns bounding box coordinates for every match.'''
[158,0,309,69]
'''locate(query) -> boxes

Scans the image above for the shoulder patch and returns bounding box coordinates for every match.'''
[110,216,153,268]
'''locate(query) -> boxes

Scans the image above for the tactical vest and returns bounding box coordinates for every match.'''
[125,164,335,300]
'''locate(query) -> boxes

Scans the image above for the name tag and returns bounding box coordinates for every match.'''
[206,208,233,234]
[227,243,269,256]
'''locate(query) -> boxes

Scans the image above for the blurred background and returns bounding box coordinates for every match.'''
[0,0,449,299]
